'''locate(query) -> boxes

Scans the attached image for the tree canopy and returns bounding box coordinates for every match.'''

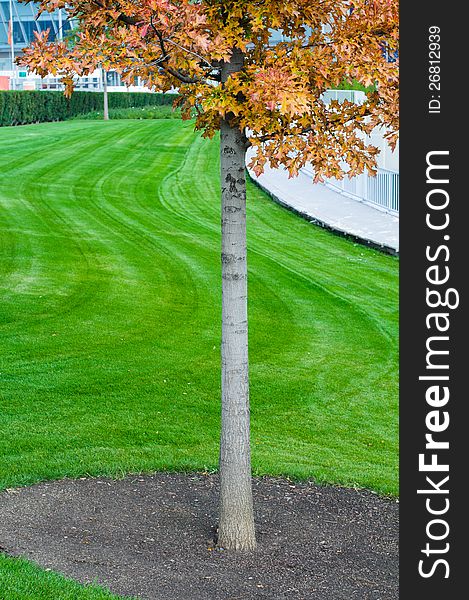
[20,0,399,180]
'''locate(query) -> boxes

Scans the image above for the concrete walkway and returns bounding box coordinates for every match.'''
[247,154,399,255]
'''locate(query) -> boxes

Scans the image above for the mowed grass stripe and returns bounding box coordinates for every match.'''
[0,119,398,494]
[156,132,397,444]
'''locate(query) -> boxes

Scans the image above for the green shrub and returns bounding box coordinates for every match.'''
[72,104,181,121]
[336,79,376,92]
[0,90,177,127]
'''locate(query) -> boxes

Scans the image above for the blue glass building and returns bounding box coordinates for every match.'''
[0,0,70,70]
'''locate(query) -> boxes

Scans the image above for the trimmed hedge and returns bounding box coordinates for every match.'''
[0,90,177,126]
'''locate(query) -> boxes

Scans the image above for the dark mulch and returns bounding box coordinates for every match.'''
[0,473,398,599]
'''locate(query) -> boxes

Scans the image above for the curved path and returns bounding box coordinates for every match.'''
[247,149,399,254]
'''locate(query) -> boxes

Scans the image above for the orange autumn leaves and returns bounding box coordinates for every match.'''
[19,0,398,180]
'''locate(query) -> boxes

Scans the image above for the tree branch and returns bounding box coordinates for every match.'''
[162,64,200,84]
[162,37,216,70]
[148,16,201,84]
[254,126,313,144]
[71,4,219,85]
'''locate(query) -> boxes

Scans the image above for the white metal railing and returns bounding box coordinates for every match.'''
[321,89,367,105]
[302,88,399,215]
[323,168,399,215]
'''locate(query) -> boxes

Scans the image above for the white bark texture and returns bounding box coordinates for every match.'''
[103,70,109,121]
[218,48,256,551]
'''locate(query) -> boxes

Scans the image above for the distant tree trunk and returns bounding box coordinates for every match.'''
[102,69,109,121]
[218,48,256,551]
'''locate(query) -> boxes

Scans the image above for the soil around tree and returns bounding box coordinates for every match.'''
[0,473,398,599]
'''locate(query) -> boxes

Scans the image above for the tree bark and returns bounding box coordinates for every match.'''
[103,69,109,121]
[218,48,256,551]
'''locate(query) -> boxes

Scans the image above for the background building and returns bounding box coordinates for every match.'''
[0,0,150,90]
[0,0,70,71]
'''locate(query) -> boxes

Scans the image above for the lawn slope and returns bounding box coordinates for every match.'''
[0,119,398,495]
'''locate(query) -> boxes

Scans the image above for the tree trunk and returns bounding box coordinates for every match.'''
[218,48,256,551]
[103,69,109,121]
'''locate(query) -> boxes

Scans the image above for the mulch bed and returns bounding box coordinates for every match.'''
[0,473,398,599]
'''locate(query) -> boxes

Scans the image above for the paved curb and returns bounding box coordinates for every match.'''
[249,173,399,256]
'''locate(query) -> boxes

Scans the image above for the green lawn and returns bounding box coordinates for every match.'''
[0,554,134,600]
[0,119,398,495]
[0,118,398,598]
